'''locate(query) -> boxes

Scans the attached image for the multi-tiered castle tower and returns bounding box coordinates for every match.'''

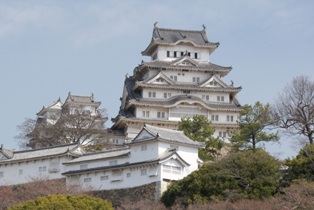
[112,24,242,141]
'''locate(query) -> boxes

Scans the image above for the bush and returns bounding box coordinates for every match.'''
[8,194,113,210]
[161,149,282,207]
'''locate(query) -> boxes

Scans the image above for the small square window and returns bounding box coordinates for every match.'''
[141,169,147,176]
[127,173,131,178]
[141,145,147,151]
[100,175,109,181]
[84,177,91,183]
[80,164,88,170]
[109,160,118,166]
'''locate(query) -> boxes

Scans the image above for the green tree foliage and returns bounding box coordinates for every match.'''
[231,101,279,151]
[284,144,314,182]
[161,149,282,208]
[178,115,223,161]
[8,194,113,210]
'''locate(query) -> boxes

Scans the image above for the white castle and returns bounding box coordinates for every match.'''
[0,24,242,200]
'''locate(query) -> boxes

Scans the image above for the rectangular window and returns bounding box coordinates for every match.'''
[19,169,23,175]
[193,77,200,83]
[202,95,209,101]
[164,93,171,98]
[141,169,147,176]
[39,166,47,172]
[148,92,156,98]
[217,96,225,102]
[181,51,184,56]
[143,111,150,118]
[80,164,88,170]
[163,165,171,173]
[174,51,177,57]
[187,52,191,57]
[211,115,219,122]
[84,178,91,183]
[109,160,118,166]
[172,166,181,175]
[100,175,109,181]
[127,173,131,178]
[227,115,234,122]
[170,75,177,81]
[163,165,181,175]
[183,90,190,94]
[167,51,170,57]
[157,111,166,118]
[141,145,147,151]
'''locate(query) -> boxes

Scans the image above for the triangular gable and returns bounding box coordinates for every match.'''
[132,126,156,142]
[145,71,175,85]
[0,146,14,160]
[171,56,198,67]
[0,152,9,160]
[199,75,228,88]
[37,99,63,116]
[159,152,190,167]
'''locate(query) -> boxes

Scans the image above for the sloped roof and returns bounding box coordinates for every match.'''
[133,82,241,93]
[142,26,219,55]
[127,95,242,111]
[137,59,231,75]
[62,148,188,176]
[63,92,101,107]
[0,145,14,159]
[0,142,84,164]
[132,124,204,148]
[37,98,63,116]
[63,147,130,165]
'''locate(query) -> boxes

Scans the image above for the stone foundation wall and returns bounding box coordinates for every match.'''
[91,182,161,207]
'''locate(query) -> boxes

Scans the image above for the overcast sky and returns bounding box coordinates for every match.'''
[1,1,313,158]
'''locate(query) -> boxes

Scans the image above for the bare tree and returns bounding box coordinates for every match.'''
[16,94,109,149]
[272,75,314,144]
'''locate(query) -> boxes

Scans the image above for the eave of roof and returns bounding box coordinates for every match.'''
[126,95,243,112]
[0,143,82,164]
[142,27,219,56]
[133,82,242,93]
[62,149,188,176]
[138,60,232,74]
[63,147,130,165]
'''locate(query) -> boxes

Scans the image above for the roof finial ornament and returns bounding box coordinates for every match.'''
[202,24,206,30]
[68,91,73,100]
[154,21,158,28]
[125,73,129,78]
[230,80,234,87]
